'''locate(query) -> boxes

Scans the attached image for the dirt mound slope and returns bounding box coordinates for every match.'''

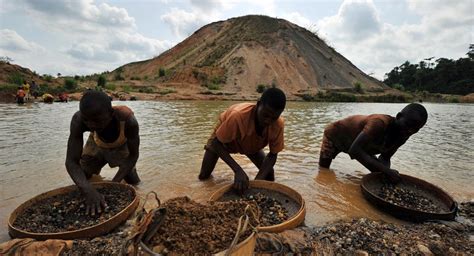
[112,15,389,99]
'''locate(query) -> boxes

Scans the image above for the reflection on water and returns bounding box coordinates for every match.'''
[0,101,473,241]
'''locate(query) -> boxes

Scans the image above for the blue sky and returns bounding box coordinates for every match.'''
[0,0,472,80]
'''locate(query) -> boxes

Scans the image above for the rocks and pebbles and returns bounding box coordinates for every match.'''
[237,192,289,226]
[311,217,473,255]
[378,183,440,213]
[59,200,472,255]
[148,196,258,255]
[13,186,134,233]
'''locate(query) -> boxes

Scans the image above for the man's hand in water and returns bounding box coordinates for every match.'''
[384,168,401,183]
[233,170,249,194]
[84,188,106,216]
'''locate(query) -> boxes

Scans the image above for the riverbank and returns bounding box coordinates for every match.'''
[1,89,472,104]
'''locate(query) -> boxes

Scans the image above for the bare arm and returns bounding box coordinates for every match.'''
[255,152,277,180]
[112,116,140,182]
[65,112,105,215]
[210,137,249,192]
[348,132,400,182]
[65,112,91,190]
[378,139,407,168]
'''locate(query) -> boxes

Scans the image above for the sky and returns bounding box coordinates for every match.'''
[0,0,472,80]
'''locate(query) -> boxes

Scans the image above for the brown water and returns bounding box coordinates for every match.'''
[0,101,473,241]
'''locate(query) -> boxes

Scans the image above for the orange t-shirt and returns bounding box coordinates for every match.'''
[214,103,284,155]
[324,114,395,155]
[16,89,26,98]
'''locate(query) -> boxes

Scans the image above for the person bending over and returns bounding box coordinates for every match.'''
[65,90,140,215]
[199,88,286,193]
[319,103,428,182]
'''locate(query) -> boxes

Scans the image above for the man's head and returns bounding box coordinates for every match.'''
[395,103,428,137]
[80,90,113,132]
[256,87,286,127]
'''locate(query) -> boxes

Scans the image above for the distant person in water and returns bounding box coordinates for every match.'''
[58,92,69,102]
[319,103,428,182]
[31,80,39,99]
[22,81,30,101]
[42,93,54,103]
[199,87,286,193]
[65,90,140,215]
[15,86,26,104]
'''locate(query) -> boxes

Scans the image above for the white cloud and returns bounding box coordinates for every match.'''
[161,0,276,40]
[0,0,171,75]
[282,12,312,28]
[316,0,472,79]
[66,43,120,62]
[190,0,230,11]
[161,8,215,39]
[0,29,44,52]
[318,0,381,42]
[23,0,136,31]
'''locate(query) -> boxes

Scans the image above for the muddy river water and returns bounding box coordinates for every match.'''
[0,101,472,241]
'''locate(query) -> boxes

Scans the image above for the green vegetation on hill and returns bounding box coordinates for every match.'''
[384,45,474,95]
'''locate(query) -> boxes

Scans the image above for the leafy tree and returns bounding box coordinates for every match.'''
[384,45,474,95]
[97,75,107,88]
[64,78,78,91]
[0,56,13,63]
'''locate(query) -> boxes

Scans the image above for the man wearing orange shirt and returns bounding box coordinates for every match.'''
[199,88,286,193]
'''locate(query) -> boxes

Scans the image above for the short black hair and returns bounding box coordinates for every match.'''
[260,87,286,112]
[80,90,112,114]
[400,103,428,124]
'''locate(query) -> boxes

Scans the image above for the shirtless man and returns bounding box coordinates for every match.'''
[319,103,428,182]
[65,90,140,215]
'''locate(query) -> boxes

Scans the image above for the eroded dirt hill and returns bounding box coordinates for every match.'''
[113,15,389,99]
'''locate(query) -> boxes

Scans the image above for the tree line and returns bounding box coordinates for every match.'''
[383,45,474,95]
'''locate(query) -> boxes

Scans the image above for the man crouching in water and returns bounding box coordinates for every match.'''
[65,90,140,215]
[319,103,428,182]
[199,88,286,193]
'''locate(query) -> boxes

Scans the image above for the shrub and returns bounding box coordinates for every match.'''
[64,78,78,91]
[206,83,220,90]
[0,83,19,92]
[256,84,267,93]
[159,67,166,77]
[7,72,24,85]
[391,83,405,91]
[211,75,226,84]
[327,92,357,102]
[138,87,154,93]
[114,73,125,81]
[39,83,63,94]
[158,88,176,95]
[354,81,364,93]
[449,97,460,103]
[131,76,141,80]
[43,74,53,82]
[301,94,314,101]
[97,75,107,87]
[0,56,13,63]
[122,85,132,92]
[105,83,116,91]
